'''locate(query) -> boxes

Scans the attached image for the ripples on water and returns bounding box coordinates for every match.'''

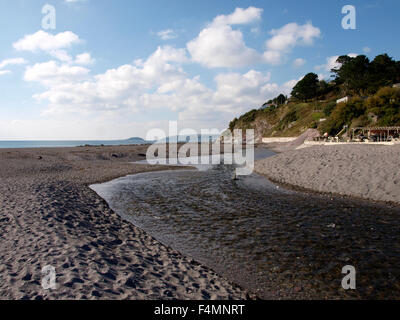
[91,149,400,299]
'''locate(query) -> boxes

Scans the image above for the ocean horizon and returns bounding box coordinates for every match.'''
[0,134,220,149]
[0,138,149,149]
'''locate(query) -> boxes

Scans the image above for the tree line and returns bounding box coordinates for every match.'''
[291,53,400,101]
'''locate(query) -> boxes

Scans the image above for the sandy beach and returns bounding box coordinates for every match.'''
[255,144,400,205]
[0,145,248,300]
[2,142,400,300]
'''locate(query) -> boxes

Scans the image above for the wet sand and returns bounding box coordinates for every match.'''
[0,145,248,300]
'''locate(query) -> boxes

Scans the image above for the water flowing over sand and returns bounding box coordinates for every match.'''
[92,148,400,299]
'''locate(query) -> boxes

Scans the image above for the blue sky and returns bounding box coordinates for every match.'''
[0,0,399,140]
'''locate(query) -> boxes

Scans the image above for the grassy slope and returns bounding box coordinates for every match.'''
[231,99,336,138]
[230,86,400,138]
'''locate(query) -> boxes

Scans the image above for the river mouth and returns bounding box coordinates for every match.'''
[91,148,400,299]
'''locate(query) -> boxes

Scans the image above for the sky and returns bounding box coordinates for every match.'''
[0,0,399,140]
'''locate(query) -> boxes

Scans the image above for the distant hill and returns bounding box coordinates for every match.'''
[156,134,220,144]
[125,137,154,144]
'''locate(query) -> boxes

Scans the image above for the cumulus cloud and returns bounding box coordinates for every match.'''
[27,46,188,114]
[24,61,90,86]
[157,29,178,40]
[24,40,294,132]
[187,7,263,68]
[14,15,311,137]
[187,25,261,68]
[263,22,321,65]
[212,7,263,26]
[187,8,320,68]
[13,30,81,61]
[179,70,297,126]
[74,52,95,65]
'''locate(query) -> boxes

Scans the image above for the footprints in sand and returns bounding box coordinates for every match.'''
[0,179,247,300]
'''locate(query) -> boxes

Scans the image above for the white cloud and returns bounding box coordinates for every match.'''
[187,7,262,68]
[263,22,321,65]
[28,46,188,114]
[187,9,320,68]
[292,58,306,68]
[74,52,95,65]
[157,29,178,40]
[214,70,273,105]
[262,51,282,65]
[24,61,90,86]
[13,30,81,61]
[315,53,358,72]
[282,78,299,91]
[0,58,27,69]
[318,73,329,81]
[134,68,294,129]
[24,40,294,133]
[212,7,263,26]
[0,57,27,76]
[13,18,309,138]
[178,70,296,125]
[188,24,261,68]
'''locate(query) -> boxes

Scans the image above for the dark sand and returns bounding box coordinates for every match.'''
[0,145,248,300]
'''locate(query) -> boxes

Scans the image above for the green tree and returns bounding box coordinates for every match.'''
[291,73,319,101]
[333,55,370,94]
[317,80,330,97]
[368,54,398,92]
[229,118,238,132]
[275,94,287,105]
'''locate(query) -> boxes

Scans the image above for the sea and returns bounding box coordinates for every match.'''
[0,138,148,149]
[0,135,220,149]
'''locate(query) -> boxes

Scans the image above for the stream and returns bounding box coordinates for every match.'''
[91,147,400,299]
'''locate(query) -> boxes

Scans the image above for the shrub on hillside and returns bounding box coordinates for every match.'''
[365,87,400,126]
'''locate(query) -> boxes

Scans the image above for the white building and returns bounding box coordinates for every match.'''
[337,96,349,104]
